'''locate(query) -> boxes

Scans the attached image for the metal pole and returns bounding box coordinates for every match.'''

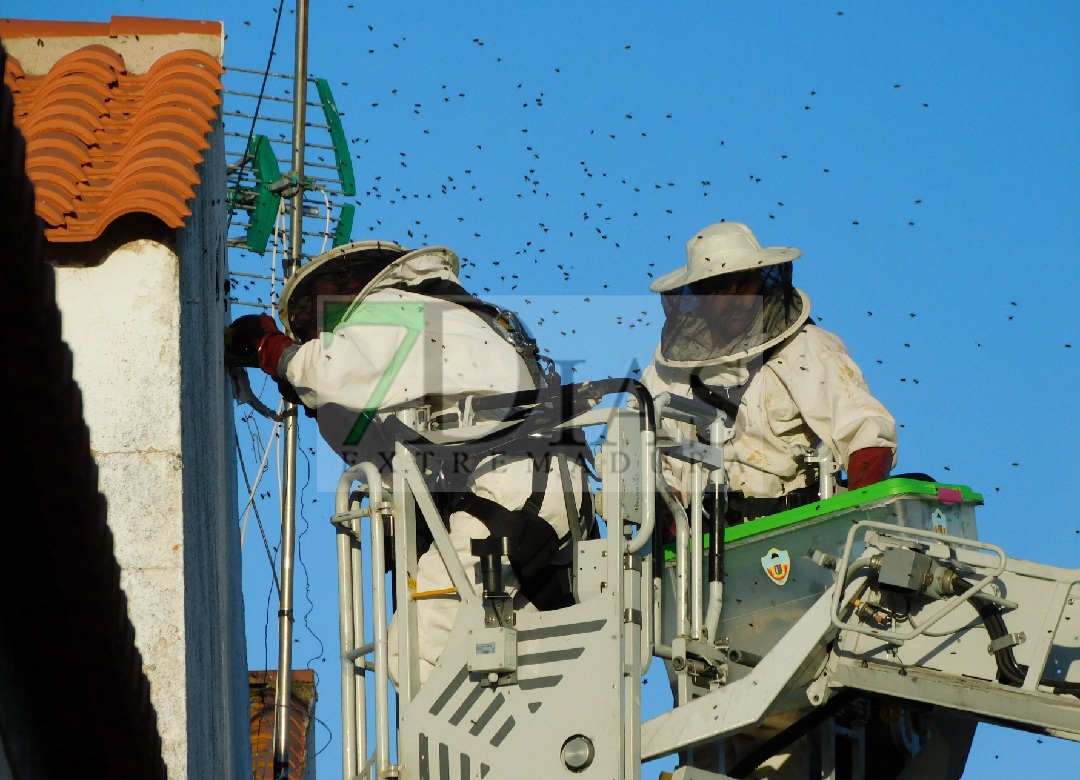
[333,463,372,780]
[286,0,309,280]
[690,462,704,641]
[273,0,309,776]
[336,512,358,780]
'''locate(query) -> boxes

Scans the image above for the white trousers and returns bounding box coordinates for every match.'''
[388,454,585,686]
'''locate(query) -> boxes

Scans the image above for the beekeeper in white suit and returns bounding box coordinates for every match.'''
[643,221,897,778]
[644,220,897,516]
[228,240,589,685]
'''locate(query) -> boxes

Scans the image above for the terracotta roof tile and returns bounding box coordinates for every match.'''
[5,41,223,242]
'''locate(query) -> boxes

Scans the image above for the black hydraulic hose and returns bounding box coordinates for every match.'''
[725,570,1080,780]
[954,577,1034,686]
[470,377,653,427]
[463,378,655,456]
[955,578,1080,696]
[726,690,858,779]
[708,481,724,586]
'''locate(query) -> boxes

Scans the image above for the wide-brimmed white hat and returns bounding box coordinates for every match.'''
[278,240,412,337]
[649,222,802,293]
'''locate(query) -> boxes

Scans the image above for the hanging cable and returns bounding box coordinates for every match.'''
[269,197,287,311]
[309,183,333,254]
[295,444,327,678]
[240,418,283,549]
[234,426,281,592]
[225,0,289,235]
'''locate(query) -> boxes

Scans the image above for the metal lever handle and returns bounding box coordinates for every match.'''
[471,537,510,597]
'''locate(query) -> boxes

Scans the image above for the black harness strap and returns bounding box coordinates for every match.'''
[402,277,560,388]
[451,492,575,610]
[723,485,820,524]
[404,277,506,329]
[687,339,794,443]
[684,333,822,524]
[371,383,603,611]
[522,451,547,518]
[689,374,741,422]
[687,342,782,423]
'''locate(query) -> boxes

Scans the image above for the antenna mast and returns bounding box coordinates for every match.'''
[273,0,309,775]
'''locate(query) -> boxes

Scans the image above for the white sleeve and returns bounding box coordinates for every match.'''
[768,326,897,468]
[280,290,535,412]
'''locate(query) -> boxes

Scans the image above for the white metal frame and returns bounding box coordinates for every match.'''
[328,386,1080,780]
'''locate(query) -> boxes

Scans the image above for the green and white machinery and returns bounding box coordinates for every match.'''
[328,380,1080,779]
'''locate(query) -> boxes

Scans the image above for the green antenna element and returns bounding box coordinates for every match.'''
[246,135,284,253]
[226,134,283,254]
[315,78,356,197]
[333,203,355,247]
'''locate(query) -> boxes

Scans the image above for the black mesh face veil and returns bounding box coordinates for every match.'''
[285,246,406,341]
[658,262,803,365]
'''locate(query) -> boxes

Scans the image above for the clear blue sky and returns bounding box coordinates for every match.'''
[19,1,1080,778]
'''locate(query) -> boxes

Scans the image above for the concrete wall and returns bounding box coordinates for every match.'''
[177,114,249,780]
[52,119,247,779]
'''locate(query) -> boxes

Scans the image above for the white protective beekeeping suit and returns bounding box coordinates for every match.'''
[644,222,896,779]
[642,221,896,503]
[276,241,587,685]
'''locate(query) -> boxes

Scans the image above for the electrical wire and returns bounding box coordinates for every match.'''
[225,0,289,236]
[311,712,335,758]
[240,417,283,549]
[234,425,281,592]
[841,563,1080,696]
[222,4,333,771]
[269,197,287,311]
[296,444,328,679]
[311,183,333,254]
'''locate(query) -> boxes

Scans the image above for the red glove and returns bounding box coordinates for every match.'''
[228,313,278,351]
[847,447,893,489]
[227,314,297,377]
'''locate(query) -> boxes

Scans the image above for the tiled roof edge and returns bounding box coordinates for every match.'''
[6,43,223,242]
[0,16,223,39]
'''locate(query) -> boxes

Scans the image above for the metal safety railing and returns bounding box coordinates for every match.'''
[324,371,1080,779]
[328,380,665,778]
